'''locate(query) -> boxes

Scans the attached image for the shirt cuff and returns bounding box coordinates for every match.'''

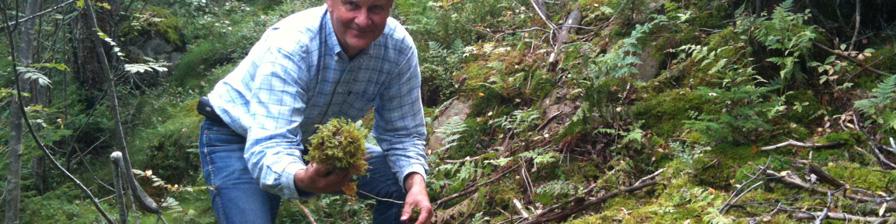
[280,162,315,199]
[398,164,428,192]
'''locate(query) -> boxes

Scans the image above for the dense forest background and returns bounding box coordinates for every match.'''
[0,0,895,223]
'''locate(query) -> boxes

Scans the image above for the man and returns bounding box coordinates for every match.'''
[196,0,432,223]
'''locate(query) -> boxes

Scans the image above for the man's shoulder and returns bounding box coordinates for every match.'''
[379,17,417,53]
[260,5,327,53]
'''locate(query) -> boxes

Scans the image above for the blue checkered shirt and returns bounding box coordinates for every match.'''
[206,5,428,199]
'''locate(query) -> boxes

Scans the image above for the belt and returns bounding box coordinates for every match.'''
[197,96,225,123]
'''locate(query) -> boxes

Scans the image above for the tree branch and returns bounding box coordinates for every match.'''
[0,0,74,30]
[814,42,890,76]
[0,1,114,222]
[83,0,160,214]
[110,152,128,224]
[760,139,843,151]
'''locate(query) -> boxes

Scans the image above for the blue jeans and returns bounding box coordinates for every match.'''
[198,119,406,224]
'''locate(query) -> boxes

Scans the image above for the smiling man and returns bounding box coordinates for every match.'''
[196,0,432,223]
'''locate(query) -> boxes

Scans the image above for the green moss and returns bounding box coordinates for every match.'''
[825,162,895,192]
[819,131,864,146]
[306,118,369,197]
[632,89,702,138]
[781,90,824,123]
[122,6,184,45]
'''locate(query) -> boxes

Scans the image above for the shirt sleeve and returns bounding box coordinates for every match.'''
[243,47,313,199]
[373,46,429,190]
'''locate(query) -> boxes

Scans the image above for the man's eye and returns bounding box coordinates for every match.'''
[369,6,385,14]
[345,2,360,10]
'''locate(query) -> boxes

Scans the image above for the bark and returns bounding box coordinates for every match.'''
[5,84,24,224]
[73,0,115,103]
[5,0,41,222]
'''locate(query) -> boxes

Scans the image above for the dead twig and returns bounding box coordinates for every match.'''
[548,6,582,71]
[765,169,896,211]
[848,0,861,52]
[529,0,556,31]
[873,145,896,169]
[523,169,664,223]
[814,42,890,76]
[512,198,530,220]
[435,163,520,207]
[760,139,843,151]
[793,211,887,223]
[443,155,484,164]
[720,160,771,214]
[296,201,317,224]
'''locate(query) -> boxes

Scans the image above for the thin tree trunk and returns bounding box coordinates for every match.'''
[5,88,24,224]
[5,0,42,222]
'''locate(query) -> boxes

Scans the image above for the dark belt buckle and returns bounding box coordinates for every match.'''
[197,96,224,123]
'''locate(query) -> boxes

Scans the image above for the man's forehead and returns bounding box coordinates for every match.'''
[340,0,393,4]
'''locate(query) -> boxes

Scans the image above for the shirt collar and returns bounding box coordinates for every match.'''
[322,9,345,59]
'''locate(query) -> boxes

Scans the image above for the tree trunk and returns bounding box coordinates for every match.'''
[5,89,24,224]
[73,0,114,104]
[5,0,42,223]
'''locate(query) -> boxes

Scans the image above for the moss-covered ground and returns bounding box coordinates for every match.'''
[5,0,896,223]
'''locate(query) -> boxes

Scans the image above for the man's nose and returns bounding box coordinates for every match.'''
[354,10,372,28]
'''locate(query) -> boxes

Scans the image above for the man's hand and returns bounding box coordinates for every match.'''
[293,163,351,194]
[401,173,433,224]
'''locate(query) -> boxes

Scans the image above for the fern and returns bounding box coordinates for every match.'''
[855,75,896,131]
[435,117,467,151]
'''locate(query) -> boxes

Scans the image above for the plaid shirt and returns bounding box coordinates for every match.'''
[206,5,428,199]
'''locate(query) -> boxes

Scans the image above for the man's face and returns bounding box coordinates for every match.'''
[327,0,393,57]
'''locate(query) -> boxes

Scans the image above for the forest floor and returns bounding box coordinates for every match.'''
[3,0,896,223]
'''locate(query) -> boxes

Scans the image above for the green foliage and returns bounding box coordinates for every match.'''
[419,41,465,105]
[128,87,203,184]
[750,0,819,85]
[121,6,185,45]
[306,118,369,197]
[855,74,896,133]
[394,0,530,47]
[279,196,374,223]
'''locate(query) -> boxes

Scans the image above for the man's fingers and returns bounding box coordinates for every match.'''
[415,206,432,224]
[400,202,413,222]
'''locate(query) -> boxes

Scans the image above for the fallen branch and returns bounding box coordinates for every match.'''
[435,163,520,207]
[548,6,582,71]
[765,170,896,211]
[523,169,664,223]
[760,139,843,151]
[512,198,530,220]
[529,0,556,31]
[873,145,896,169]
[295,201,317,224]
[793,211,887,223]
[443,155,485,164]
[720,161,770,214]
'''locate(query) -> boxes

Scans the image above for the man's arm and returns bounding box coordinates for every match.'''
[243,47,313,199]
[373,44,432,223]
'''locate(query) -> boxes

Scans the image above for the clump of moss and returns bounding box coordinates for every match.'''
[306,118,369,198]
